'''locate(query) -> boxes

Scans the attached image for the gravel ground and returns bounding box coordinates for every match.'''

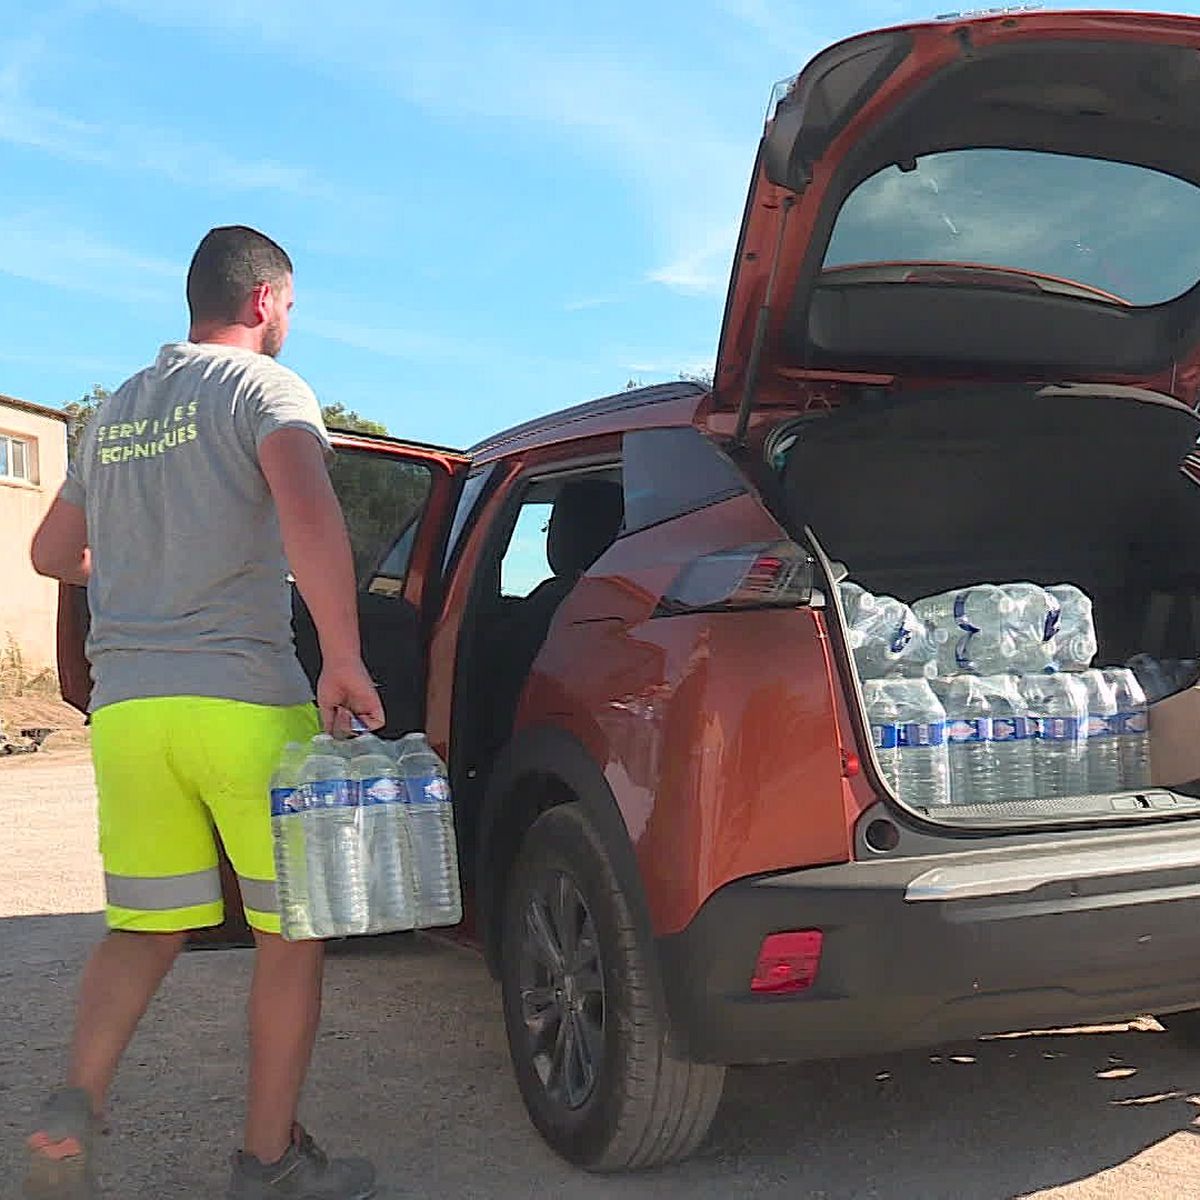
[3,750,1200,1198]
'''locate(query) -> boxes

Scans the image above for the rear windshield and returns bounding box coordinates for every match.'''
[824,150,1200,307]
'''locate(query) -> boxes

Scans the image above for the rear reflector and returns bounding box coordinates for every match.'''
[750,930,824,995]
[656,541,814,616]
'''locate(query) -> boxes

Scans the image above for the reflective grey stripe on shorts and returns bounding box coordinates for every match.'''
[105,868,222,911]
[237,876,278,915]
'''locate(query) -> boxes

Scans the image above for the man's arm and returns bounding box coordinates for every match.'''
[31,496,90,586]
[258,427,384,733]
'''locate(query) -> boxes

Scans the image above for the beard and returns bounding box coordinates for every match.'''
[262,314,284,359]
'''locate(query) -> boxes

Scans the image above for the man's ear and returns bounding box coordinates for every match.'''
[249,281,272,325]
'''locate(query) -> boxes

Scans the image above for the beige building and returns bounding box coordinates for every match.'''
[0,393,69,680]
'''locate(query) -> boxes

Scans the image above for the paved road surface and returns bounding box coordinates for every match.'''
[2,749,1200,1198]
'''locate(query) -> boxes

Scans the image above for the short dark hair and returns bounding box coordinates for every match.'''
[186,225,293,324]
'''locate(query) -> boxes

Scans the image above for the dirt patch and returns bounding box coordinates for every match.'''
[0,695,89,753]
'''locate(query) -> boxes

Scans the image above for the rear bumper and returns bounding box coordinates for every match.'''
[657,826,1200,1065]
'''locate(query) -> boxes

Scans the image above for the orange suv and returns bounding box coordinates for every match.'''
[61,9,1200,1171]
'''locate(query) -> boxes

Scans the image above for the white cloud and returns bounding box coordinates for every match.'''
[0,87,341,200]
[647,217,743,295]
[0,4,352,202]
[298,315,470,364]
[564,295,622,313]
[98,0,760,297]
[0,209,179,304]
[0,348,129,377]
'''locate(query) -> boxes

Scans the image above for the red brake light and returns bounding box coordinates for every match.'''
[657,541,814,615]
[750,930,824,995]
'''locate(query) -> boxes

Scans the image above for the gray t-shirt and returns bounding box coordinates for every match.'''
[62,342,332,712]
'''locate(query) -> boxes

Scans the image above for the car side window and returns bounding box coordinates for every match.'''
[327,451,433,592]
[500,502,555,598]
[621,427,747,534]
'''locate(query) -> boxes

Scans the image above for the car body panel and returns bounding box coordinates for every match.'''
[517,492,849,935]
[658,820,1200,1064]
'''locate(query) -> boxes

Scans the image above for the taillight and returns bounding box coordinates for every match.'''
[750,930,824,995]
[656,541,814,615]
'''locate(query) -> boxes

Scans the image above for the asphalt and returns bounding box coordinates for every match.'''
[2,748,1200,1198]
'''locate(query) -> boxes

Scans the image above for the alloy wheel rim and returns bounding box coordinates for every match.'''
[518,869,606,1110]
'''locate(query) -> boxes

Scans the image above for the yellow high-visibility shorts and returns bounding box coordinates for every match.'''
[91,697,319,935]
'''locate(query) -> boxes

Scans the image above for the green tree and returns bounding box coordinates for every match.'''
[64,384,110,462]
[321,402,388,436]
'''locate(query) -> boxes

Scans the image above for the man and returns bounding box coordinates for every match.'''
[26,226,383,1199]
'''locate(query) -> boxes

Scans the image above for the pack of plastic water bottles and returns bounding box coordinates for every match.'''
[269,731,462,941]
[845,580,1153,810]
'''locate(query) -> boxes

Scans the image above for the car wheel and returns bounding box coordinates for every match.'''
[1158,1009,1200,1046]
[500,802,725,1171]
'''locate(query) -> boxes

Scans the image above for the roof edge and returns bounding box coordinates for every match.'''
[468,380,708,457]
[0,393,71,423]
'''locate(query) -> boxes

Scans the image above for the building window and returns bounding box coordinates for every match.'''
[0,433,33,482]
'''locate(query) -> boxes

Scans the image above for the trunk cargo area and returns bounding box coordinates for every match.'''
[777,382,1200,827]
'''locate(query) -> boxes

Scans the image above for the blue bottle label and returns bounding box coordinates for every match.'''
[1038,717,1084,743]
[946,717,992,744]
[898,722,945,748]
[872,723,899,751]
[270,786,303,817]
[889,625,914,654]
[305,779,357,809]
[360,777,403,806]
[992,716,1032,743]
[1116,710,1148,735]
[402,773,451,805]
[1086,715,1113,740]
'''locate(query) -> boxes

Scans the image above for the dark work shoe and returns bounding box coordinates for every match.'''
[227,1127,376,1199]
[23,1087,97,1199]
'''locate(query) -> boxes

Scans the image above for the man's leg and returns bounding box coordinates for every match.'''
[67,930,188,1115]
[244,933,325,1164]
[196,700,376,1197]
[25,699,223,1196]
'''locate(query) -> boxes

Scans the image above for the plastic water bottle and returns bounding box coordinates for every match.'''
[1003,583,1059,674]
[952,628,1022,676]
[1047,584,1097,671]
[1127,654,1176,704]
[398,734,462,928]
[888,679,950,807]
[1175,659,1200,691]
[271,742,313,940]
[1021,673,1089,798]
[301,734,366,937]
[851,596,939,679]
[932,676,997,805]
[975,674,1036,802]
[915,585,1017,676]
[862,680,900,794]
[349,735,416,932]
[916,585,1012,633]
[1105,667,1151,791]
[838,581,876,626]
[1079,669,1123,794]
[914,584,1015,638]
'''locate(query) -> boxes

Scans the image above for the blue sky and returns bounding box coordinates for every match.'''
[0,0,1191,449]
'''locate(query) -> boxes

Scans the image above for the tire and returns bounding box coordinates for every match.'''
[1158,1009,1200,1047]
[500,803,725,1171]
